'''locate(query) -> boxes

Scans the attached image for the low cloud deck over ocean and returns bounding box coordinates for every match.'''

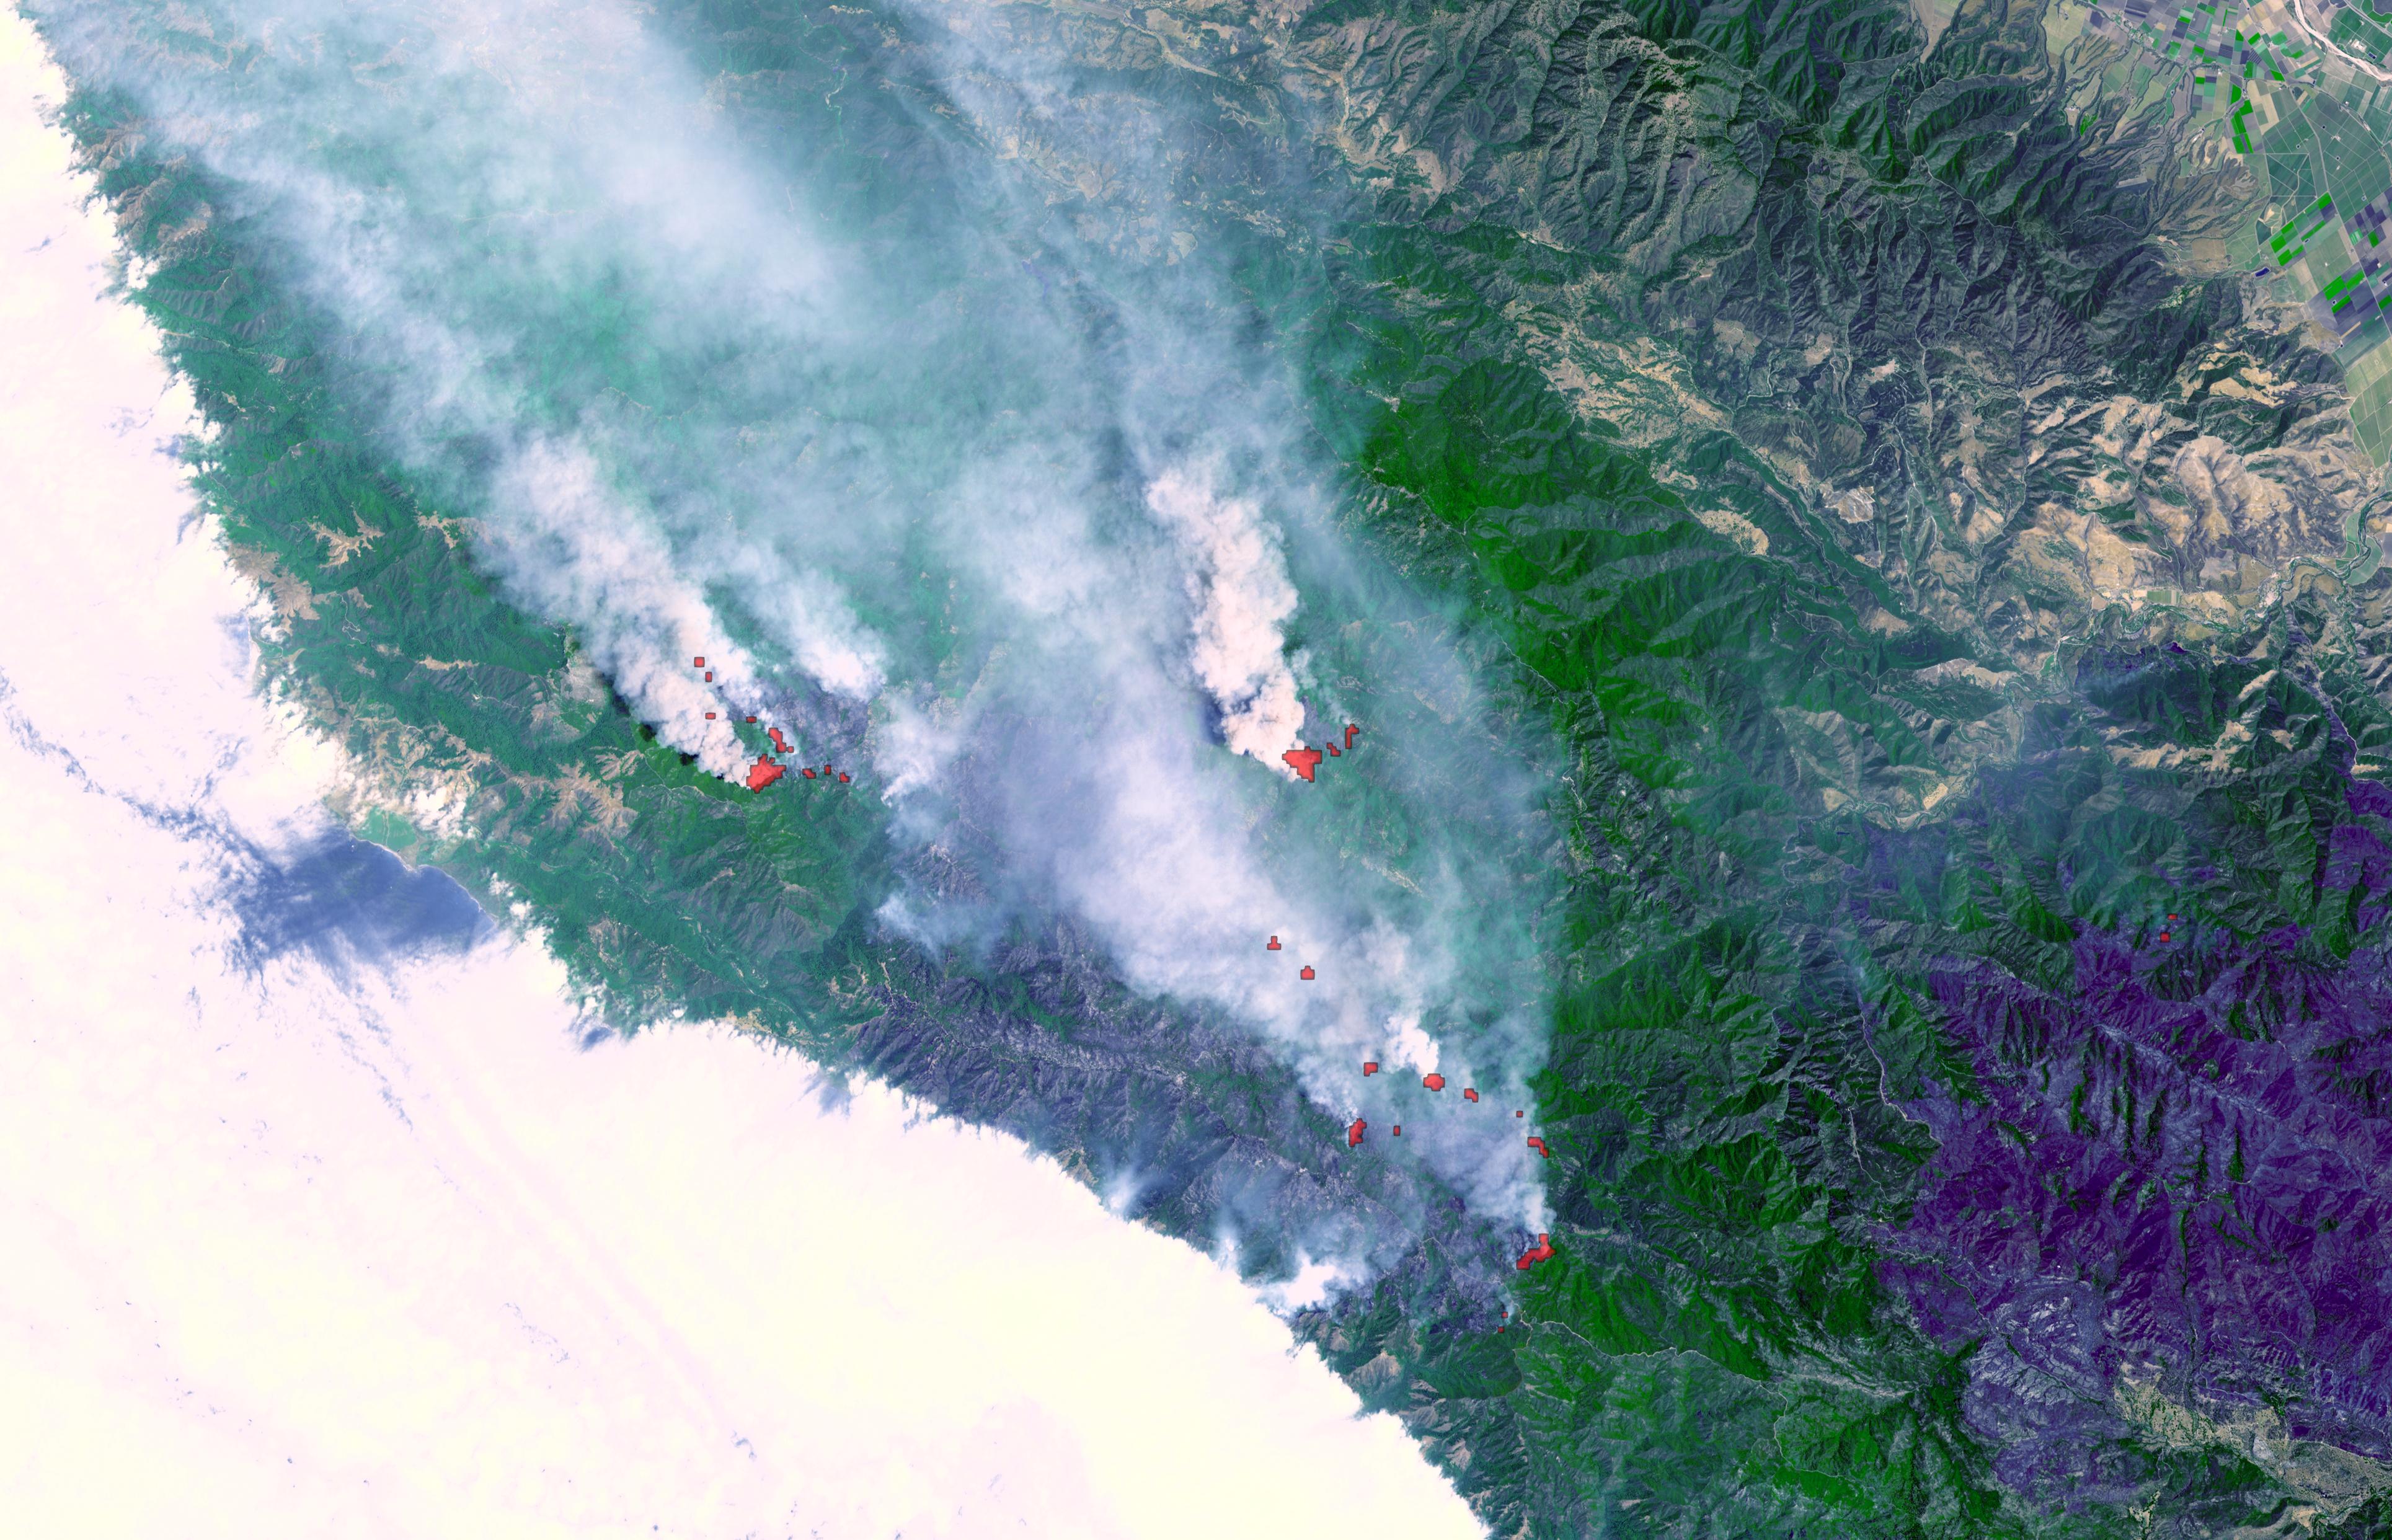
[17,0,1559,1229]
[0,15,1484,1536]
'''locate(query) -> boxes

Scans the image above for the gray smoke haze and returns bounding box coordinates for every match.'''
[32,0,1562,1237]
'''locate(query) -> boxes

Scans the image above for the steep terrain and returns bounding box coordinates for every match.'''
[36,0,2392,1531]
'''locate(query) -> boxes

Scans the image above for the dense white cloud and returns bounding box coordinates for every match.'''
[0,19,1486,1537]
[20,0,1559,1231]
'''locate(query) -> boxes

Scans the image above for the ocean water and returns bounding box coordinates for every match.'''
[12,0,1563,1244]
[0,16,1484,1536]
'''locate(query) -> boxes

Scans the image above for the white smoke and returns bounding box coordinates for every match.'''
[46,0,886,771]
[0,32,1493,1528]
[485,437,761,776]
[1143,462,1305,769]
[27,0,1561,1232]
[720,544,888,701]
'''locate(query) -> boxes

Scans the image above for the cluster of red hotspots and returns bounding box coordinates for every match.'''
[1282,722,1361,782]
[1262,934,1318,981]
[1342,1088,1549,1160]
[1298,951,1554,1271]
[1265,733,1559,1277]
[687,657,853,793]
[1339,1051,1542,1156]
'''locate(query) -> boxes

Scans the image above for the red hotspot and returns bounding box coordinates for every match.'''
[1362,1061,1378,1076]
[1515,1233,1556,1270]
[1463,1087,1479,1103]
[1282,746,1324,781]
[768,727,792,755]
[1423,1073,1445,1091]
[1526,1136,1550,1159]
[1300,966,1315,980]
[745,755,785,792]
[1267,936,1281,950]
[1347,1118,1366,1148]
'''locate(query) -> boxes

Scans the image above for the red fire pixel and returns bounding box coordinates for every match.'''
[1362,1061,1378,1076]
[1278,724,1361,782]
[1300,965,1315,980]
[1526,1136,1550,1159]
[768,727,792,755]
[1515,1233,1556,1271]
[1462,1087,1479,1103]
[744,755,786,792]
[1422,1073,1445,1092]
[1266,936,1281,950]
[1348,1118,1367,1148]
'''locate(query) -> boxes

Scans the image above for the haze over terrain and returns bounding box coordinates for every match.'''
[0,18,1484,1536]
[27,0,2392,1531]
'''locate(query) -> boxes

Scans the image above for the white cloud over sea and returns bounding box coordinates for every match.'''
[0,16,1485,1538]
[18,0,1560,1232]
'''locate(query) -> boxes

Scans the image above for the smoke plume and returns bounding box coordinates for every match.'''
[30,0,1561,1237]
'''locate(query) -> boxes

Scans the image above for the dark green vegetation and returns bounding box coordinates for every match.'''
[1265,0,2392,1528]
[40,0,2392,1532]
[58,69,1432,1303]
[2321,1490,2392,1539]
